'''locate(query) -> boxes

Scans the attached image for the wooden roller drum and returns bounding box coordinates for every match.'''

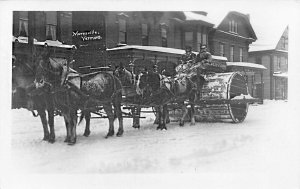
[194,72,249,123]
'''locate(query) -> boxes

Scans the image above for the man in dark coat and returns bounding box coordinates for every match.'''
[180,46,196,64]
[195,45,212,65]
[193,45,212,99]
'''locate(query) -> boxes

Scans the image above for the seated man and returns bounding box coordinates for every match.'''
[191,45,212,99]
[176,46,196,77]
[194,45,212,73]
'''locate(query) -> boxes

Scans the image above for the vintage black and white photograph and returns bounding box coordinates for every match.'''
[1,0,300,189]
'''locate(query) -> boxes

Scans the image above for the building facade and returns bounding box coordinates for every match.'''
[249,26,288,100]
[13,11,262,83]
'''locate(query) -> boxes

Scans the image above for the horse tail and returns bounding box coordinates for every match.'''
[78,111,85,125]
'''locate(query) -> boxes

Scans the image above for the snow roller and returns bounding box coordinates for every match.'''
[193,72,258,123]
[169,72,257,123]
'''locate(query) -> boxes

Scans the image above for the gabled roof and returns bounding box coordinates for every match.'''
[181,11,257,41]
[249,25,288,52]
[210,11,257,41]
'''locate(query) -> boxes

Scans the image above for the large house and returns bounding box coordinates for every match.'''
[249,26,288,100]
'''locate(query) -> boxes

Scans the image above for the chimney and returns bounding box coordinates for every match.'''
[246,14,250,21]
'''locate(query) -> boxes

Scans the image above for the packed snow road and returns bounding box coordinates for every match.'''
[1,100,299,188]
[7,100,298,173]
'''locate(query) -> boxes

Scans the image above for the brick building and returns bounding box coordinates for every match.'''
[13,11,74,66]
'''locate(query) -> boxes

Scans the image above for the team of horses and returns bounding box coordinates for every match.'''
[12,47,205,145]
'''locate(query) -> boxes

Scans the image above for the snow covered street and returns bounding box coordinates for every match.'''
[1,100,300,189]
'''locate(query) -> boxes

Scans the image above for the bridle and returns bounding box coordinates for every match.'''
[34,58,62,89]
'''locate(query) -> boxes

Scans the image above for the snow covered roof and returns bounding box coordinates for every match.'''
[249,24,288,52]
[183,12,214,25]
[107,45,185,55]
[107,45,227,61]
[273,72,288,78]
[227,62,267,70]
[13,36,75,49]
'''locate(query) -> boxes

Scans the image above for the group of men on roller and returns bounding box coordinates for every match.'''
[177,45,212,77]
[176,45,212,96]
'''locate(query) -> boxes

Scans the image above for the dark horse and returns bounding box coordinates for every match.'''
[136,69,204,128]
[113,65,141,129]
[12,55,56,143]
[34,52,124,144]
[136,71,171,130]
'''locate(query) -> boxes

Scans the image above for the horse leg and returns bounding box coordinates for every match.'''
[63,113,71,143]
[179,102,188,127]
[153,107,159,125]
[68,110,78,145]
[166,109,170,124]
[38,109,50,141]
[161,105,168,130]
[190,104,195,126]
[103,105,115,138]
[114,102,124,137]
[156,106,163,130]
[132,107,140,129]
[83,111,91,137]
[47,108,55,143]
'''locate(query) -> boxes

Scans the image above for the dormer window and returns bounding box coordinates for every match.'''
[229,20,238,33]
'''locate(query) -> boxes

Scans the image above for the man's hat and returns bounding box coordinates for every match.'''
[185,46,192,50]
[200,45,207,49]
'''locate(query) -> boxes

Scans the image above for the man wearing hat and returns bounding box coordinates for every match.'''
[195,45,212,65]
[180,46,196,65]
[193,45,212,100]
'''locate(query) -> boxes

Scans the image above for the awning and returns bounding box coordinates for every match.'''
[226,62,267,70]
[273,72,288,78]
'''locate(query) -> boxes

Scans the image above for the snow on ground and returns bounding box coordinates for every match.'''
[1,100,300,189]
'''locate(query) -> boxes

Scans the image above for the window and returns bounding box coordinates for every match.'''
[277,57,281,69]
[197,32,202,51]
[161,27,167,47]
[185,32,193,49]
[220,43,224,57]
[230,46,234,61]
[19,11,28,37]
[282,36,288,50]
[229,20,238,33]
[118,18,127,44]
[45,12,57,40]
[202,33,207,45]
[239,48,243,61]
[141,23,148,46]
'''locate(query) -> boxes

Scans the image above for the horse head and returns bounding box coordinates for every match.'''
[136,71,161,98]
[34,53,63,90]
[114,66,134,86]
